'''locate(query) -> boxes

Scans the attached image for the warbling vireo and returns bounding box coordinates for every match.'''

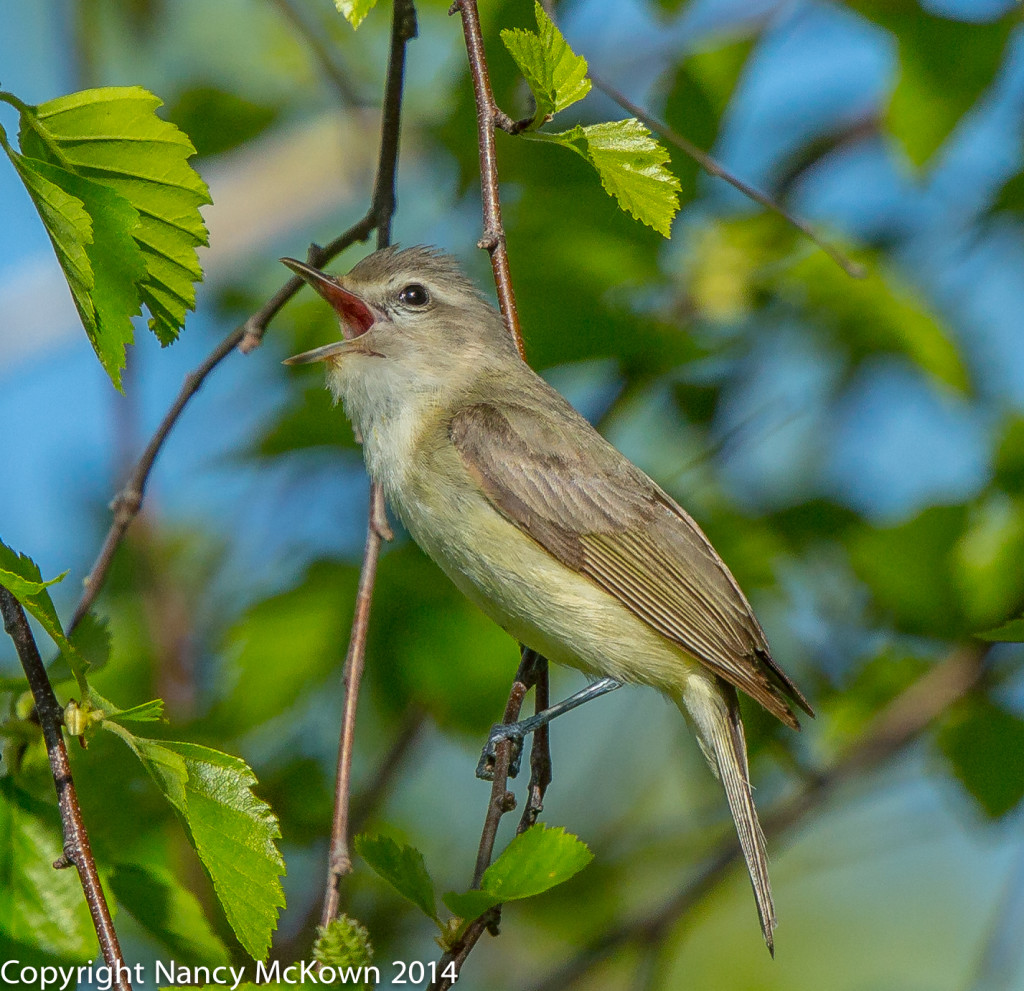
[282,245,812,952]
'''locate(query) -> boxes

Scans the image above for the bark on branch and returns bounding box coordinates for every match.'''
[0,588,132,991]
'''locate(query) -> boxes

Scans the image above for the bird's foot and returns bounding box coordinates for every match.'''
[476,721,527,780]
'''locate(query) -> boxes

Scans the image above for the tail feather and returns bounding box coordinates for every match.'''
[678,678,776,953]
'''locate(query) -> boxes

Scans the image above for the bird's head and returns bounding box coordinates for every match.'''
[281,245,516,383]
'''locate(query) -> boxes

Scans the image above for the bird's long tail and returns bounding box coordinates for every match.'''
[676,677,776,953]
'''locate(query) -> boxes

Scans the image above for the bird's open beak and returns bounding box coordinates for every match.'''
[282,339,363,365]
[280,257,378,365]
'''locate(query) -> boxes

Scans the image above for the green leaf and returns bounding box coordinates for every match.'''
[106,727,286,959]
[110,699,165,722]
[938,696,1024,818]
[90,689,165,724]
[0,779,97,959]
[442,825,592,932]
[479,823,593,901]
[0,541,68,601]
[68,610,111,667]
[335,0,378,29]
[254,382,361,457]
[165,85,280,159]
[6,151,145,388]
[0,539,87,693]
[990,168,1024,216]
[501,2,591,123]
[954,494,1024,629]
[994,414,1024,494]
[688,215,966,388]
[368,545,516,737]
[255,757,333,847]
[654,0,687,15]
[535,119,681,237]
[109,862,231,966]
[354,833,439,923]
[977,617,1024,642]
[9,87,211,369]
[820,649,928,753]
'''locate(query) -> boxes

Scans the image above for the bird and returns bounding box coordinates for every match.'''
[281,244,812,952]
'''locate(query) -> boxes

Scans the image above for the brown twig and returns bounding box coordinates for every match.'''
[320,506,386,925]
[267,706,428,965]
[452,0,553,842]
[530,641,988,991]
[450,0,525,358]
[320,491,395,925]
[371,0,418,253]
[71,329,231,633]
[430,649,549,991]
[320,0,416,928]
[588,72,866,280]
[518,656,551,834]
[0,588,132,991]
[427,7,554,985]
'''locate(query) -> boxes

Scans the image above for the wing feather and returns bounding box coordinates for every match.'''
[450,401,812,727]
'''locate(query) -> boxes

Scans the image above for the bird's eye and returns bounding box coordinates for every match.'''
[398,283,430,307]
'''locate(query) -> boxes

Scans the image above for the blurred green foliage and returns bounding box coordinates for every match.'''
[166,85,282,159]
[851,0,1017,164]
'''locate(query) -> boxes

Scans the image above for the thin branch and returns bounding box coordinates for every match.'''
[0,588,132,991]
[450,0,525,358]
[518,658,552,834]
[588,72,866,280]
[320,508,386,926]
[71,330,231,633]
[426,8,553,985]
[320,486,397,927]
[531,641,988,991]
[320,0,416,928]
[430,649,549,991]
[373,0,418,252]
[266,705,428,965]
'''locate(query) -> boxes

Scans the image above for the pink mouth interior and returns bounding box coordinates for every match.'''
[323,283,375,339]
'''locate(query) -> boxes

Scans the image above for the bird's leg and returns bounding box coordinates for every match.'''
[476,677,623,780]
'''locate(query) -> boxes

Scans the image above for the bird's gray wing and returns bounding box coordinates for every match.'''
[450,401,812,728]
